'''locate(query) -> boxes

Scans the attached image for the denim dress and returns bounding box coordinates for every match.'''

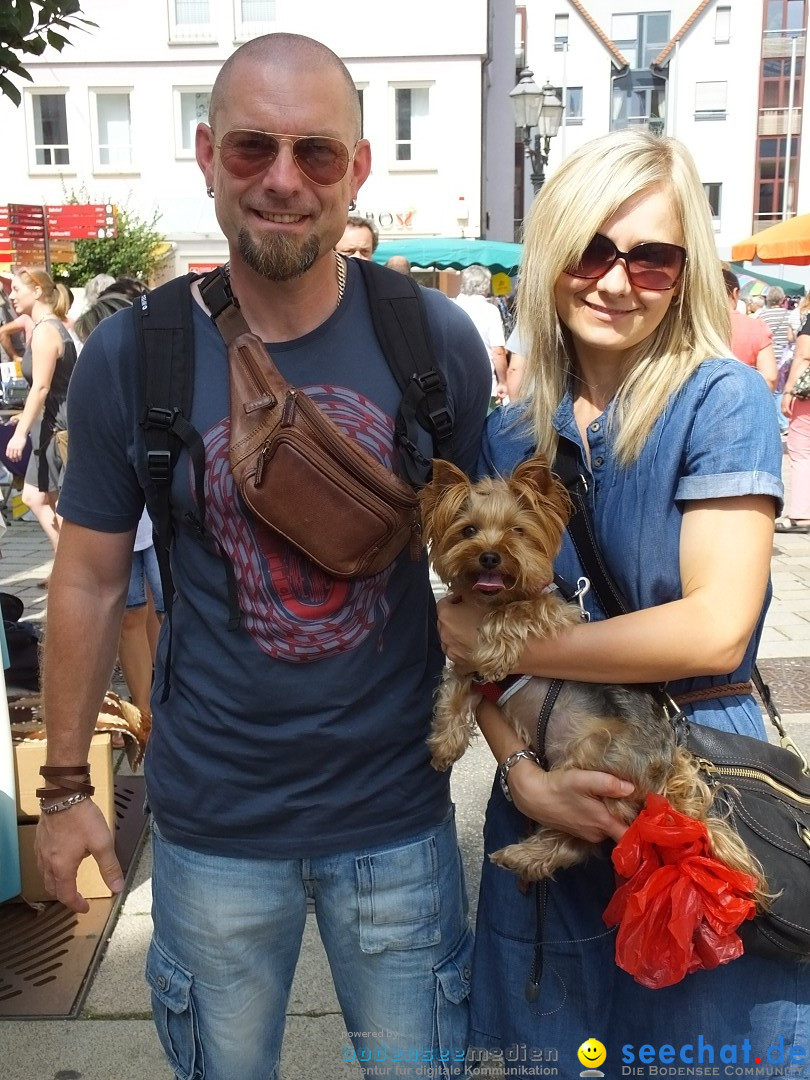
[470,358,810,1075]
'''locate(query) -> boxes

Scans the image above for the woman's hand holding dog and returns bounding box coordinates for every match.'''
[507,757,633,844]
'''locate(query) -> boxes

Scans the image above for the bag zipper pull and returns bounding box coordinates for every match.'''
[282,389,297,427]
[410,514,423,560]
[255,442,270,487]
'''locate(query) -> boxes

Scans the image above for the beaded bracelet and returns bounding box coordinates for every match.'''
[40,792,90,815]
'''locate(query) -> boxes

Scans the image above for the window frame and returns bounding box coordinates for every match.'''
[90,87,137,174]
[168,0,216,44]
[715,5,731,43]
[554,13,569,51]
[694,81,728,120]
[25,89,73,174]
[232,0,276,43]
[173,86,212,158]
[702,182,722,227]
[552,85,583,125]
[389,81,435,171]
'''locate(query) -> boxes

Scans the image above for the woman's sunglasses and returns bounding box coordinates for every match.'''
[216,129,354,186]
[566,233,687,291]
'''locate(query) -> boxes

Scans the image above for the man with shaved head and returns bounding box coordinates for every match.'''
[37,32,490,1080]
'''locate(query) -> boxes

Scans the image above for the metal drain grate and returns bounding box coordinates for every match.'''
[0,775,149,1019]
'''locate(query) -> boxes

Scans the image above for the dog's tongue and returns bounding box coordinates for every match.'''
[473,572,505,594]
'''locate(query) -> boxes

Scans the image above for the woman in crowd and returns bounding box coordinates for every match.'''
[777,333,810,533]
[6,268,77,555]
[437,129,806,1065]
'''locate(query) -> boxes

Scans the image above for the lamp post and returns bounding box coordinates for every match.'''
[510,68,564,194]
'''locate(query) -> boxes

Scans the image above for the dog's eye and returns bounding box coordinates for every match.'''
[462,525,477,538]
[512,526,524,535]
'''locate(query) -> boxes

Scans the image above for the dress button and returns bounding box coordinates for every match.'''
[594,456,604,467]
[157,975,167,989]
[590,421,601,432]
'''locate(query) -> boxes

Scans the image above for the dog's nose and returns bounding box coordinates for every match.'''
[479,551,501,570]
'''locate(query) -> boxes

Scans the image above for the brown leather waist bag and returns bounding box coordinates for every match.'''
[201,270,422,580]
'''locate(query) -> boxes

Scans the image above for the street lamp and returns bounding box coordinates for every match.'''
[510,68,564,194]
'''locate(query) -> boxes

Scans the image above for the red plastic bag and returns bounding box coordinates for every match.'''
[603,793,757,989]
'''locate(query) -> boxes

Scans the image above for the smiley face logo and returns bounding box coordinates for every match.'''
[578,1039,607,1070]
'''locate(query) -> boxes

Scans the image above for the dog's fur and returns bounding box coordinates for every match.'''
[420,455,767,901]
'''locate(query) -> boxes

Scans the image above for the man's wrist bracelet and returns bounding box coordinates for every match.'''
[498,748,541,803]
[40,792,90,815]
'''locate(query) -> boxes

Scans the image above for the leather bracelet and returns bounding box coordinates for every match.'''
[39,765,90,777]
[498,748,541,803]
[40,792,90,815]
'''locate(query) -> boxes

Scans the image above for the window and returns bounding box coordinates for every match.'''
[170,0,213,41]
[703,182,722,221]
[715,5,731,42]
[356,86,365,137]
[393,86,431,164]
[611,72,666,130]
[234,0,275,39]
[552,86,583,124]
[611,11,670,70]
[31,93,69,166]
[94,92,132,168]
[695,81,727,119]
[755,134,800,223]
[555,13,569,51]
[761,56,804,109]
[175,88,211,155]
[766,0,805,31]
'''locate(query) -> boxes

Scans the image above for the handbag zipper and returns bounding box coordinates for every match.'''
[695,758,810,807]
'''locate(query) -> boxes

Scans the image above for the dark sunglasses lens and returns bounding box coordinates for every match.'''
[627,244,685,289]
[294,137,349,185]
[569,235,617,279]
[219,131,279,177]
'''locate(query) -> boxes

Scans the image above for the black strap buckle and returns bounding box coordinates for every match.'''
[147,449,172,484]
[143,406,179,430]
[412,369,443,395]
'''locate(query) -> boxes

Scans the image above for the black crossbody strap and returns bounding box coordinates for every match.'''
[356,258,453,486]
[553,436,627,618]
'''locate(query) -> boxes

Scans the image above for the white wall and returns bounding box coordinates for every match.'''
[0,0,496,276]
[521,0,810,260]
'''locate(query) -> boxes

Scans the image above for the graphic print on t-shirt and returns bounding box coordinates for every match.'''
[199,384,395,661]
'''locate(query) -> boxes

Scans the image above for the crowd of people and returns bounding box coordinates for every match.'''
[0,28,804,1080]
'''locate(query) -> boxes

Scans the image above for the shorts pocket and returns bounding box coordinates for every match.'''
[356,835,441,953]
[146,938,202,1080]
[433,928,474,1078]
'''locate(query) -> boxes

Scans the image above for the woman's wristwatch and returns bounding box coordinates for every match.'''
[498,748,542,802]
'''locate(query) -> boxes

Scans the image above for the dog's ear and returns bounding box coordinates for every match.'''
[509,454,572,530]
[511,455,557,497]
[429,458,470,492]
[418,459,470,542]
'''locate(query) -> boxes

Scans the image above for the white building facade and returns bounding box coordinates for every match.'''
[0,0,517,276]
[518,0,809,257]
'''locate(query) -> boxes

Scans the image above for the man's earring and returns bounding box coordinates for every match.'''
[206,185,214,198]
[349,199,356,212]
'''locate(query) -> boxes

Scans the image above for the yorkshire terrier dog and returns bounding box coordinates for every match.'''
[420,455,767,900]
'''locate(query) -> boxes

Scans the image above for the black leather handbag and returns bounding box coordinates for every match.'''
[553,436,810,964]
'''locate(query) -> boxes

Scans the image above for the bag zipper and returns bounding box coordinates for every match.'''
[695,758,810,808]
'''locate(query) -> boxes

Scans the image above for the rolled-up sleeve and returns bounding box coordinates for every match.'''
[675,360,783,509]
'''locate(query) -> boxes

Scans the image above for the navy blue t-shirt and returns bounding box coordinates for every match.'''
[59,260,491,857]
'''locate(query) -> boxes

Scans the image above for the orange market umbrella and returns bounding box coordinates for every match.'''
[731,214,810,265]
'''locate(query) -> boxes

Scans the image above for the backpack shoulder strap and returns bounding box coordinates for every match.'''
[355,258,453,486]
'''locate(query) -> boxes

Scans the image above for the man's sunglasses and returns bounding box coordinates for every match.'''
[565,233,687,291]
[216,129,354,186]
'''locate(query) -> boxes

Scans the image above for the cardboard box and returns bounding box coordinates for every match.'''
[13,734,115,902]
[17,819,115,901]
[13,733,113,820]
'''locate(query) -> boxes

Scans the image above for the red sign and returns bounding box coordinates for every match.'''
[188,262,223,273]
[46,204,117,239]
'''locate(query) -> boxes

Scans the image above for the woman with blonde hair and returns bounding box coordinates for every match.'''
[437,130,805,1060]
[6,268,77,554]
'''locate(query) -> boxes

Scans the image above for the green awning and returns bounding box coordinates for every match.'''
[373,238,522,275]
[728,262,805,296]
